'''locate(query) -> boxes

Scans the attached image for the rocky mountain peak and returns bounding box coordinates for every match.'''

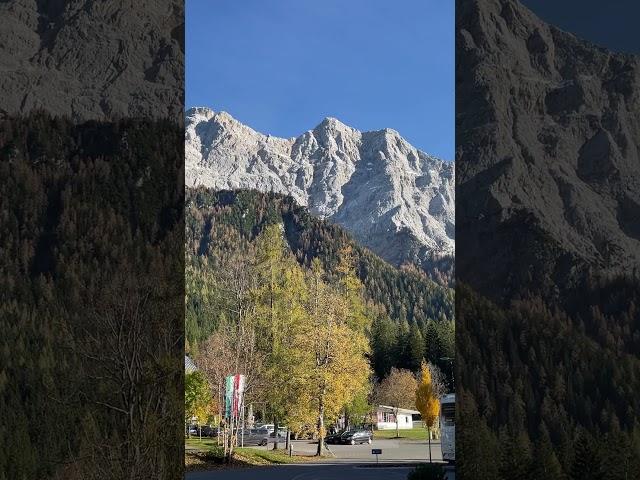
[185,110,455,271]
[315,116,348,130]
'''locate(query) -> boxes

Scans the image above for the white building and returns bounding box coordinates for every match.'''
[374,405,420,430]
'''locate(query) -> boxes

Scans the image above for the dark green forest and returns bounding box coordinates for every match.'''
[0,113,183,480]
[185,188,455,382]
[457,278,640,480]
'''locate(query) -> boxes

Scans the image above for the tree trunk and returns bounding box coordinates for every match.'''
[316,399,325,456]
[427,426,432,463]
[226,415,236,462]
[272,417,279,450]
[285,428,290,450]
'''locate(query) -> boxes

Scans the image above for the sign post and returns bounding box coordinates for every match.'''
[371,448,382,464]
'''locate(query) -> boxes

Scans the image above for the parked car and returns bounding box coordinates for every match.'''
[325,430,349,444]
[200,425,218,437]
[242,428,285,446]
[234,428,260,446]
[339,429,372,445]
[258,424,275,433]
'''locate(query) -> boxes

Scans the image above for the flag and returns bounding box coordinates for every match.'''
[225,374,246,419]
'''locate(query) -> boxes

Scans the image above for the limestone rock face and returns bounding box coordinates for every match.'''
[457,0,640,299]
[186,107,455,269]
[0,0,184,121]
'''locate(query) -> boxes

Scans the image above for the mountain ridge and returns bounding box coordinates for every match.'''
[185,107,455,275]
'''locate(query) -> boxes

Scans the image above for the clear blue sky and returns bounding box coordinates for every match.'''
[522,0,640,55]
[186,0,454,160]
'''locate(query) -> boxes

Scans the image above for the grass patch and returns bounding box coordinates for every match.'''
[234,447,315,465]
[185,438,320,470]
[373,429,433,441]
[186,437,220,451]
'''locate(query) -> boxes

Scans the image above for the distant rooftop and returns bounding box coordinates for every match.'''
[377,405,420,415]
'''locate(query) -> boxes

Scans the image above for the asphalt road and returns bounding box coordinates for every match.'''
[245,438,442,463]
[187,463,455,480]
[187,438,455,480]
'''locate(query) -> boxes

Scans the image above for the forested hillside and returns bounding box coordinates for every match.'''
[185,188,455,381]
[457,279,640,479]
[0,113,183,480]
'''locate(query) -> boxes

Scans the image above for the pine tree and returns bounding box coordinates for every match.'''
[571,430,601,480]
[530,427,563,480]
[371,316,393,375]
[407,323,425,372]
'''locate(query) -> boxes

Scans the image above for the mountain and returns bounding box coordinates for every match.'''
[0,0,183,121]
[457,0,640,301]
[185,107,455,275]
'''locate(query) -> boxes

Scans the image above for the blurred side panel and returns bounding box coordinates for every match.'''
[456,0,640,478]
[0,1,184,479]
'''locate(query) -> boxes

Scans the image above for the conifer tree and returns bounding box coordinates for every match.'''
[407,323,426,372]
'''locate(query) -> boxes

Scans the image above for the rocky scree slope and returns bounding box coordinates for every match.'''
[185,107,455,271]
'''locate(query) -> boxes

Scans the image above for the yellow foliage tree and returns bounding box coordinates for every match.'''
[298,259,371,456]
[415,360,440,462]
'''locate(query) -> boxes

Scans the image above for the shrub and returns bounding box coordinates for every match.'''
[407,463,446,480]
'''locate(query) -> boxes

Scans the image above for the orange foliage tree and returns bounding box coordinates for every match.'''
[416,360,440,462]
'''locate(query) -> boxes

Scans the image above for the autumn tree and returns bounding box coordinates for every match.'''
[376,367,418,438]
[343,390,372,430]
[301,259,371,456]
[254,224,309,450]
[416,360,440,462]
[185,371,212,437]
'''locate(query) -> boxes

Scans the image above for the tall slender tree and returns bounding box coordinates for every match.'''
[416,360,440,462]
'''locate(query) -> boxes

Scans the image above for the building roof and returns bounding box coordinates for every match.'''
[185,355,197,373]
[377,405,420,415]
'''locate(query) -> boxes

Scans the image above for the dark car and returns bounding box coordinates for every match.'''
[200,425,218,437]
[325,430,349,444]
[340,429,372,445]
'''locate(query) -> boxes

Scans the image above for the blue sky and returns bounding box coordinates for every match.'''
[522,0,640,55]
[186,0,454,160]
